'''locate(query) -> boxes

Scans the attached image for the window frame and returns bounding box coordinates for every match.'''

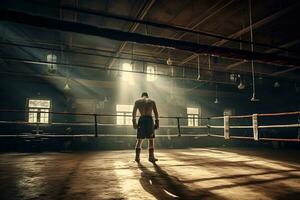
[26,98,52,125]
[187,107,200,127]
[116,104,133,125]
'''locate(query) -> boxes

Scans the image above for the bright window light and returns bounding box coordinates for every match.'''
[187,107,199,127]
[116,104,133,125]
[147,65,157,81]
[28,99,51,124]
[122,63,134,85]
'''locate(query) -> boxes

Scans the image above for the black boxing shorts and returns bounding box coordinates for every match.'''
[137,116,155,139]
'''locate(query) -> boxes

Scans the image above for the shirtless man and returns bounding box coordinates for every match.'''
[132,92,159,162]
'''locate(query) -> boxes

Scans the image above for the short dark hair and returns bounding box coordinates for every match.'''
[141,92,149,97]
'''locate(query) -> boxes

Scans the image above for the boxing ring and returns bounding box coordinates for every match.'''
[0,109,299,143]
[0,110,300,200]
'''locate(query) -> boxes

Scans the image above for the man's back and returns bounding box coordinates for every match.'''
[135,98,155,116]
[132,97,158,120]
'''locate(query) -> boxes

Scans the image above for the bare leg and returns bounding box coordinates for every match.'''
[148,139,154,149]
[135,139,143,162]
[148,139,158,162]
[136,139,143,148]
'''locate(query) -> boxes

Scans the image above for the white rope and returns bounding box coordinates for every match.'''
[209,125,224,128]
[0,134,207,138]
[259,124,300,128]
[230,126,253,129]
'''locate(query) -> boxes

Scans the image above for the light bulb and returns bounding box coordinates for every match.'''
[250,95,259,102]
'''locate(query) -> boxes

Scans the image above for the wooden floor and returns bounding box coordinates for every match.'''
[0,148,300,200]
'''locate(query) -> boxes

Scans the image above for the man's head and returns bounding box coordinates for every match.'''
[141,92,149,98]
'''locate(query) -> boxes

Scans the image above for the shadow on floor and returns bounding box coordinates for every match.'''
[138,162,224,200]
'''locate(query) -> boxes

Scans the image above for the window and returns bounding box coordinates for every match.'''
[121,62,134,85]
[27,99,51,124]
[187,107,199,127]
[116,104,133,125]
[147,65,157,81]
[47,53,57,73]
[224,108,235,116]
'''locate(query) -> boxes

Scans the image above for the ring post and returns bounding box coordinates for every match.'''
[207,118,210,136]
[252,114,259,141]
[177,117,181,136]
[297,112,300,139]
[94,114,98,137]
[224,115,230,139]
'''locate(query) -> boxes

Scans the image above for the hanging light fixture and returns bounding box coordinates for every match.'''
[64,81,70,91]
[167,49,173,66]
[249,0,259,102]
[214,84,219,104]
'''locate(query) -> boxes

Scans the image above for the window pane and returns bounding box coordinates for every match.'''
[117,112,123,125]
[28,99,51,123]
[29,99,51,108]
[194,117,198,126]
[122,63,134,85]
[187,107,198,115]
[116,104,133,112]
[28,108,38,123]
[125,115,131,125]
[40,109,49,123]
[188,114,193,126]
[187,114,198,127]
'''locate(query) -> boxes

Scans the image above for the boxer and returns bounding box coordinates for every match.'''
[132,92,159,162]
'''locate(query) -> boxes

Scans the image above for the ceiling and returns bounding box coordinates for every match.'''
[0,0,300,85]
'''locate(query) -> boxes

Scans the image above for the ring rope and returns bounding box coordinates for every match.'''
[0,110,299,142]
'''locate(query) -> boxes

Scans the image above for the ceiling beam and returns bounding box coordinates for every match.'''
[1,9,300,67]
[179,3,299,65]
[0,71,241,97]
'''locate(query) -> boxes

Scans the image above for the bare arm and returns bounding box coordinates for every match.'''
[132,101,138,129]
[132,101,138,120]
[153,101,159,120]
